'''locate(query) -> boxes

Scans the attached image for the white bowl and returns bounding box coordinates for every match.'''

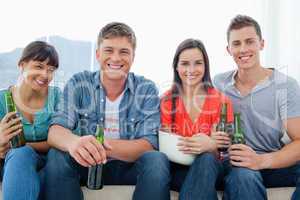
[159,131,195,165]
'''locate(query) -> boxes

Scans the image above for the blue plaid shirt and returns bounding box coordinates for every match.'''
[51,70,160,149]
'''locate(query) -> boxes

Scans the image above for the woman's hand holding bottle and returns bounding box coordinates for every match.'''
[0,112,22,158]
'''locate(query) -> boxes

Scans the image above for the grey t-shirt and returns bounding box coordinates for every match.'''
[213,69,300,154]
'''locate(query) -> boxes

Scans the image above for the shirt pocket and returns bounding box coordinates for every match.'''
[77,112,98,135]
[122,117,141,139]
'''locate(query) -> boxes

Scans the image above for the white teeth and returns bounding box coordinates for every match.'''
[36,80,46,85]
[186,75,197,79]
[240,55,251,60]
[108,64,122,69]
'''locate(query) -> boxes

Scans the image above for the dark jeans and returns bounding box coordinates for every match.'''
[44,148,170,200]
[167,152,300,200]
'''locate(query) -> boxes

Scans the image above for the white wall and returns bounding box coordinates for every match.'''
[0,0,299,89]
[261,0,300,82]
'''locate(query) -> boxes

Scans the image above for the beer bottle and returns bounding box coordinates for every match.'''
[4,90,26,148]
[216,103,229,159]
[87,124,104,190]
[232,113,246,144]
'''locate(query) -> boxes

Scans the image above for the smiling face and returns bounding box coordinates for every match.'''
[20,59,56,91]
[176,48,205,88]
[227,26,264,70]
[96,36,134,82]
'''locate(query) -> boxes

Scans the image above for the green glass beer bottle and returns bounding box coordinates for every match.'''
[232,113,246,144]
[87,124,104,190]
[216,103,227,136]
[4,90,26,148]
[216,103,231,159]
[216,103,227,150]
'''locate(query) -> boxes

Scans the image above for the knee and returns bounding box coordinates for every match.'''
[193,152,218,166]
[226,167,262,185]
[47,148,65,160]
[5,145,36,167]
[295,163,300,185]
[138,151,170,179]
[189,152,220,177]
[2,146,40,192]
[139,151,169,167]
[45,148,74,177]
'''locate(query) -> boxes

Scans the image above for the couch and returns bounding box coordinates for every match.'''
[0,184,295,199]
[82,186,295,200]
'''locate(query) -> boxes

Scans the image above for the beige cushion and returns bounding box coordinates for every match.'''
[82,186,295,200]
[0,185,294,199]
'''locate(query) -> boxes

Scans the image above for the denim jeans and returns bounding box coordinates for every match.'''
[167,152,300,200]
[2,145,46,200]
[168,152,223,200]
[224,162,300,200]
[44,149,170,200]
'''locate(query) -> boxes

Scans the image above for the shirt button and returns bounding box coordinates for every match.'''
[101,99,104,102]
[100,118,104,121]
[131,118,135,121]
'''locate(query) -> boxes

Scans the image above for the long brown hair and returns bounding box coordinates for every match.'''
[165,39,213,128]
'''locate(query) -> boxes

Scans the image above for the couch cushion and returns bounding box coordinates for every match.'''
[0,184,294,199]
[82,186,295,200]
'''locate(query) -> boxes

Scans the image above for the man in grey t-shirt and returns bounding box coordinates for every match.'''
[212,15,300,200]
[186,15,300,200]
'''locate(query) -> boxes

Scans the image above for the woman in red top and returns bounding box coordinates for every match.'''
[160,39,233,198]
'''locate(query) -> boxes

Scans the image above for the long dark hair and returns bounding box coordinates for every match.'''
[168,39,213,127]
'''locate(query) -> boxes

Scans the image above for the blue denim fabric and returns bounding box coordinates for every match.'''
[224,166,266,200]
[2,145,46,200]
[167,152,222,200]
[44,149,170,200]
[223,162,300,200]
[165,152,300,200]
[50,71,160,149]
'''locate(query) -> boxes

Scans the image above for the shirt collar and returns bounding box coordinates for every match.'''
[93,70,135,94]
[93,70,101,88]
[228,69,238,87]
[228,68,274,92]
[124,73,135,94]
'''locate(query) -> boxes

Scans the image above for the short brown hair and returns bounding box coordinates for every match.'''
[97,22,136,50]
[227,15,262,42]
